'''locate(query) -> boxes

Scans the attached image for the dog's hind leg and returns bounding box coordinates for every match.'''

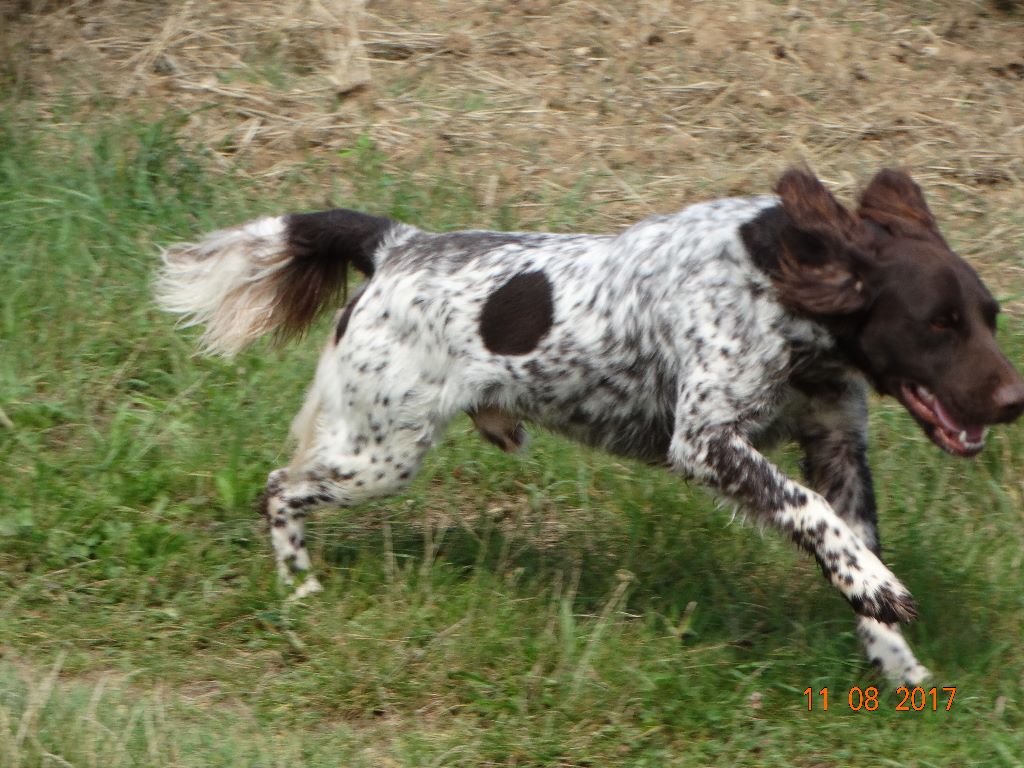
[259,468,326,596]
[260,398,441,597]
[260,428,432,593]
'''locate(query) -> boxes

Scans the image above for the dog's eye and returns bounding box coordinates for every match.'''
[930,311,960,332]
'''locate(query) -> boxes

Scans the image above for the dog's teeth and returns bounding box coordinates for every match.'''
[958,430,967,445]
[916,386,934,403]
[969,428,990,450]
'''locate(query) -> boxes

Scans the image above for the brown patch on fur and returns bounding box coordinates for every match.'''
[479,270,554,355]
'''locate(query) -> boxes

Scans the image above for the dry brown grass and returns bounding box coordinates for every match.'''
[5,0,1024,296]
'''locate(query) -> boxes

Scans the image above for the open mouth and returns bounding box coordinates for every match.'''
[898,383,988,457]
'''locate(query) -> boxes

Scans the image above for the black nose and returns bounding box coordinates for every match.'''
[993,380,1024,423]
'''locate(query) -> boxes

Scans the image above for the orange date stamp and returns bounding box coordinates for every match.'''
[803,686,957,712]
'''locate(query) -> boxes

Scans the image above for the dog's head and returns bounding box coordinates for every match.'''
[746,167,1024,457]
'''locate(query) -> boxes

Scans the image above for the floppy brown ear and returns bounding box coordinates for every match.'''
[857,168,942,240]
[776,168,859,240]
[762,169,871,316]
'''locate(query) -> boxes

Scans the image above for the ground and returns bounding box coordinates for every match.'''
[2,1,1024,766]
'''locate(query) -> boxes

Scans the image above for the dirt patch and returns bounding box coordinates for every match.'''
[4,0,1024,298]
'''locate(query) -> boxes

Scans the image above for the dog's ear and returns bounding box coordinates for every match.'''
[776,168,859,240]
[764,169,871,316]
[857,168,942,241]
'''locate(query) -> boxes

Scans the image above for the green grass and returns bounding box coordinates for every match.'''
[3,104,1024,767]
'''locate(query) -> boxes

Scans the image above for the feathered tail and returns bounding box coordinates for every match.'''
[156,208,398,357]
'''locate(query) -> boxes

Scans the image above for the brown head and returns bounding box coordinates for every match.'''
[741,167,1024,457]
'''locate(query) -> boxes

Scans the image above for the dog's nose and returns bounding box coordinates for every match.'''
[993,380,1024,423]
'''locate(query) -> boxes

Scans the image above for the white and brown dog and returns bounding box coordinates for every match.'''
[158,168,1024,683]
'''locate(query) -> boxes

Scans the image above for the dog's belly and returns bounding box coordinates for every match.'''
[555,405,676,464]
[490,371,677,464]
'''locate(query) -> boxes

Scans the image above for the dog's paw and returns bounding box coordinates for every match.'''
[901,661,931,686]
[848,582,918,625]
[857,617,930,684]
[826,543,917,624]
[809,522,917,624]
[787,495,914,623]
[286,576,324,602]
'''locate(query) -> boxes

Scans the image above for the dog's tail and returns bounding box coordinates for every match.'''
[156,209,401,357]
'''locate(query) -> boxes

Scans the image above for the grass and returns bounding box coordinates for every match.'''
[3,105,1024,767]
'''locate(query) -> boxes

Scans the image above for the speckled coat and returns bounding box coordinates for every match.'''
[157,168,1024,684]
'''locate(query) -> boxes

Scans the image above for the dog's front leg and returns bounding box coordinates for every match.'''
[797,388,930,684]
[670,427,917,625]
